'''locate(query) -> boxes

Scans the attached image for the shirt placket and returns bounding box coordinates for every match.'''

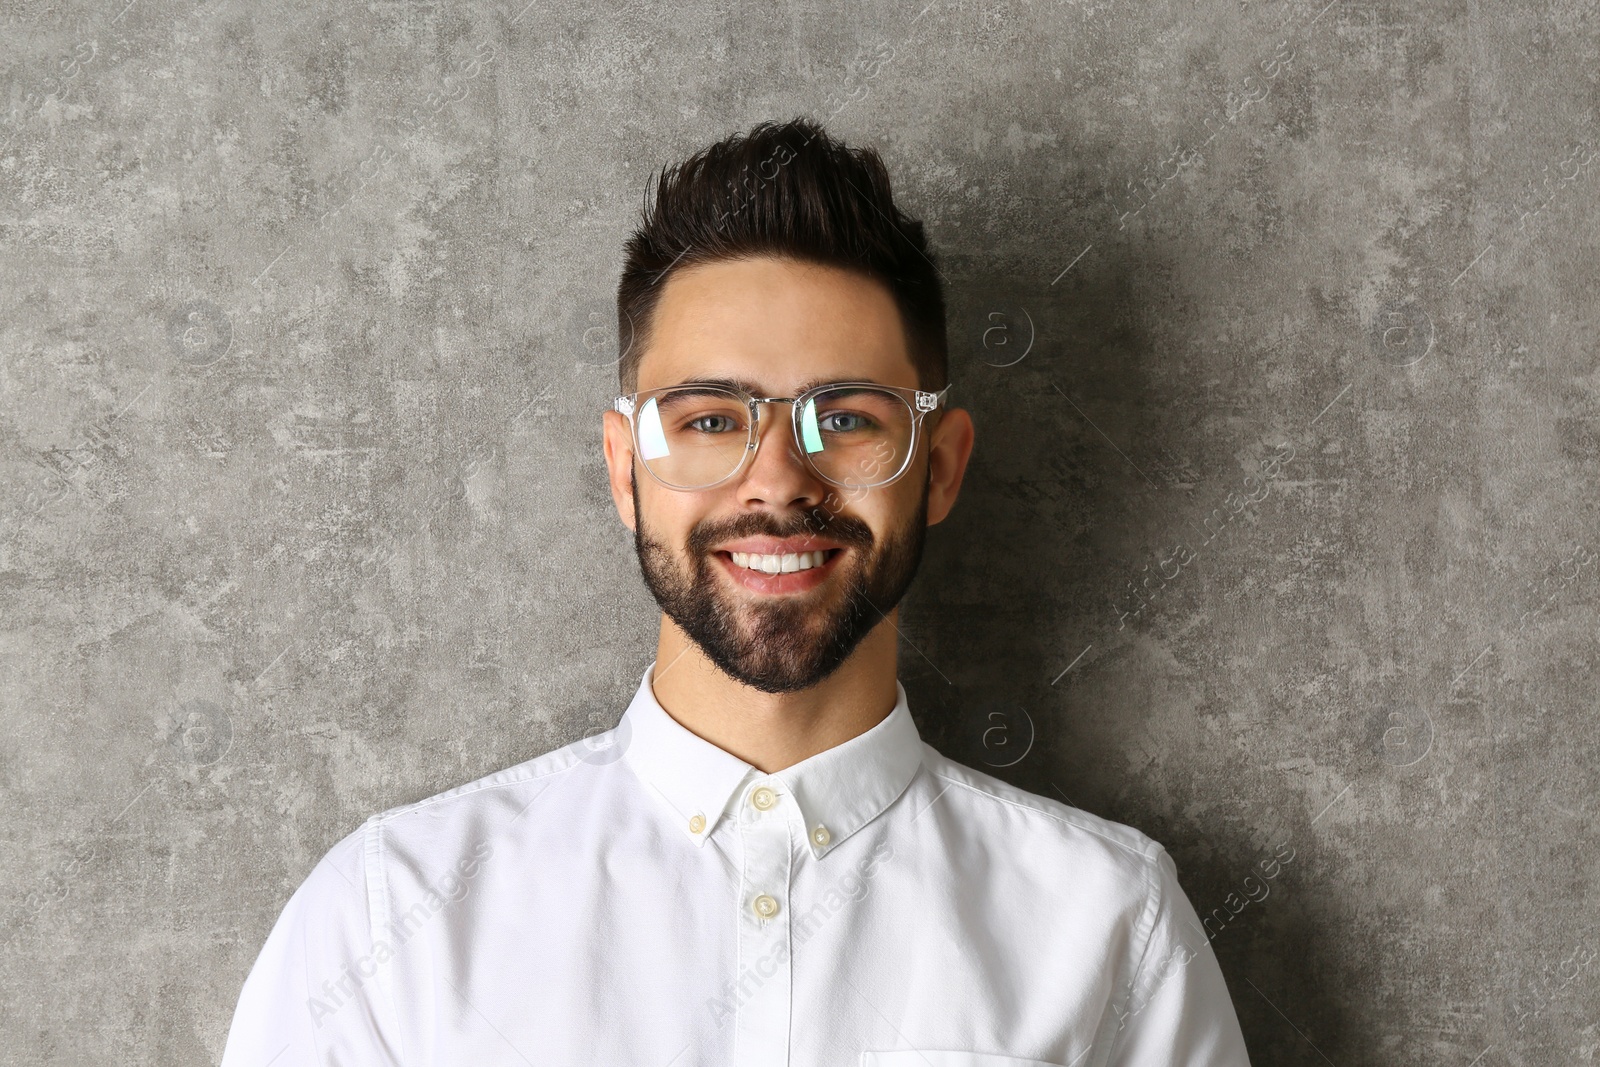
[731,779,794,1067]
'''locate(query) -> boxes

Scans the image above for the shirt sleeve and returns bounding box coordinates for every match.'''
[219,817,405,1067]
[1103,845,1253,1067]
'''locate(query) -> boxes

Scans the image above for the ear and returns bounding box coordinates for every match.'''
[924,406,975,526]
[602,409,639,532]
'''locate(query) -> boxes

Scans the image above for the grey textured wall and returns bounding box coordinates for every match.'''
[3,0,1597,1063]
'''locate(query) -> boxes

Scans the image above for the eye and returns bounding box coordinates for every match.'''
[687,413,740,434]
[818,411,872,433]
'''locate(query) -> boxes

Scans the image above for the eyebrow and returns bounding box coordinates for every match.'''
[662,376,886,395]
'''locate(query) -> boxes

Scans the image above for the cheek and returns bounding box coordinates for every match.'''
[637,497,699,556]
[842,498,903,553]
[873,482,922,534]
[645,492,742,562]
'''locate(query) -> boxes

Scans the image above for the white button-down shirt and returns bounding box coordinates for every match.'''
[220,664,1251,1067]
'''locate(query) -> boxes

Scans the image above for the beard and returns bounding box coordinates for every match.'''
[631,469,929,694]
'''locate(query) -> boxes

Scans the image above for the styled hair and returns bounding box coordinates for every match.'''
[616,118,947,394]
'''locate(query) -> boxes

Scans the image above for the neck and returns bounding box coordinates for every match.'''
[648,614,901,773]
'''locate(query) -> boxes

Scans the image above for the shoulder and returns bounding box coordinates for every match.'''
[918,742,1164,859]
[910,745,1190,985]
[327,733,612,873]
[373,737,594,825]
[915,742,1170,892]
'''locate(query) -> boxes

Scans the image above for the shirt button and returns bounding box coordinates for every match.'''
[811,825,831,847]
[752,893,780,919]
[688,814,706,834]
[750,785,777,811]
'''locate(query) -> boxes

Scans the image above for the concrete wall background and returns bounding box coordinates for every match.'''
[3,0,1597,1063]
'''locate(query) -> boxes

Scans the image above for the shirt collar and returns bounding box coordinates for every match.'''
[618,661,925,858]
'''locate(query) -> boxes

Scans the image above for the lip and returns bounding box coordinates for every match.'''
[714,547,846,595]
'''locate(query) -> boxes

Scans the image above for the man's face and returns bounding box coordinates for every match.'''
[602,255,942,694]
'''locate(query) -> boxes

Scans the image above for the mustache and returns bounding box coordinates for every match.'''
[685,508,875,558]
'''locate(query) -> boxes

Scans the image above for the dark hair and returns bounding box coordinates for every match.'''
[616,118,947,394]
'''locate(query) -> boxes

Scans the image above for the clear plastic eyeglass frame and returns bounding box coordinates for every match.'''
[612,380,951,492]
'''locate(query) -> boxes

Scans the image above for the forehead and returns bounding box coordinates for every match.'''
[633,255,918,393]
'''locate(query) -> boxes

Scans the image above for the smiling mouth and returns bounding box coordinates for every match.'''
[723,548,842,575]
[712,547,847,594]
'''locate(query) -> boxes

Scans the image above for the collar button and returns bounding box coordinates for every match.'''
[751,785,777,811]
[688,813,706,834]
[811,825,831,848]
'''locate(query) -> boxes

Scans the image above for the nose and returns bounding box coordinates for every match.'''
[735,400,827,509]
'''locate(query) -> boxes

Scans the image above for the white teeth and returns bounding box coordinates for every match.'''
[729,550,832,575]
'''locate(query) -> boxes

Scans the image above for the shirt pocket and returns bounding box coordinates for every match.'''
[860,1052,1065,1067]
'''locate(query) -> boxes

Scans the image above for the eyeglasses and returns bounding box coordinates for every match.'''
[612,380,951,492]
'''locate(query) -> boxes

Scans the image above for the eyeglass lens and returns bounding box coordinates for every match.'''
[633,385,916,489]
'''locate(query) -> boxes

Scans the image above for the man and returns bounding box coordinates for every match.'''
[220,118,1251,1066]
